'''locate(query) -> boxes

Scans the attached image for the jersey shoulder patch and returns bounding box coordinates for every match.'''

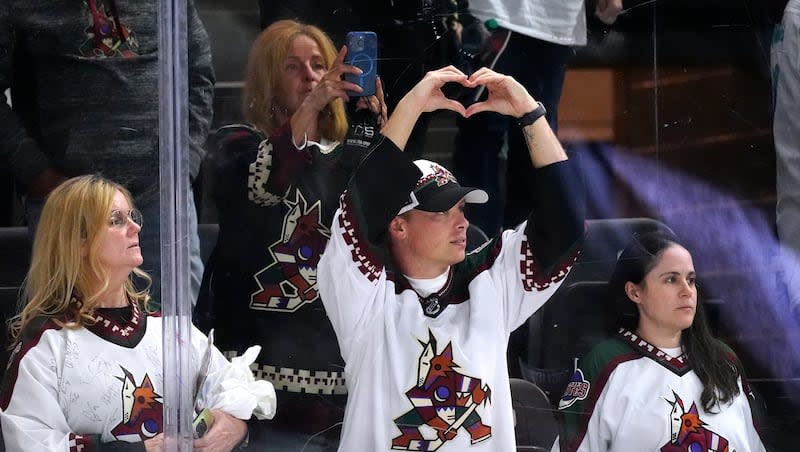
[557,336,637,410]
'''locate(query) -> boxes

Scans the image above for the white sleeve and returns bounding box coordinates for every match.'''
[318,205,385,363]
[484,222,577,334]
[0,337,81,451]
[483,158,583,334]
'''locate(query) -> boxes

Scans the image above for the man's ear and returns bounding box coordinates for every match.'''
[388,216,407,240]
[625,281,641,304]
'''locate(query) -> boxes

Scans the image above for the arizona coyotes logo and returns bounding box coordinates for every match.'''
[111,366,163,440]
[392,331,492,451]
[660,391,729,452]
[81,0,139,58]
[418,162,457,188]
[431,165,455,187]
[250,191,330,312]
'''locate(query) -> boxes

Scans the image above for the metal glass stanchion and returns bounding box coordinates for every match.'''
[159,0,194,449]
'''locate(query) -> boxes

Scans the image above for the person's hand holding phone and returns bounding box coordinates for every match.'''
[291,46,362,143]
[192,410,248,452]
[299,46,363,113]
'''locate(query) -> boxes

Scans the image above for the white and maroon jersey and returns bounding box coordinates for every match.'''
[0,302,257,451]
[318,135,584,452]
[554,328,766,452]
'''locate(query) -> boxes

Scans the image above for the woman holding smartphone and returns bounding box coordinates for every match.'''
[194,19,385,450]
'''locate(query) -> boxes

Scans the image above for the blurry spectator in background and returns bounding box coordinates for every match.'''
[771,0,800,320]
[0,0,215,306]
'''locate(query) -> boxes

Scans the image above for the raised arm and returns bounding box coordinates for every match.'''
[466,67,583,273]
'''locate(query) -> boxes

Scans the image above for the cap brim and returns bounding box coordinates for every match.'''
[415,186,489,212]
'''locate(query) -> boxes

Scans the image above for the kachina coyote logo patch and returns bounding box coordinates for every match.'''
[250,191,330,312]
[391,330,492,451]
[80,0,139,58]
[110,366,163,440]
[660,391,730,452]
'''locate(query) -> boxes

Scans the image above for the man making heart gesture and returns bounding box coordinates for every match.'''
[318,66,585,451]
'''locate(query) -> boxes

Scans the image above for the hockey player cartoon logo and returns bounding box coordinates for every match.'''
[417,161,458,189]
[80,0,139,58]
[111,366,163,440]
[660,391,730,452]
[250,191,330,312]
[392,331,492,450]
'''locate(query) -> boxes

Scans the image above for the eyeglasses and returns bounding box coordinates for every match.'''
[109,209,143,228]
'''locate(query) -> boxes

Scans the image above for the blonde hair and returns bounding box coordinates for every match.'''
[242,19,348,142]
[8,175,151,344]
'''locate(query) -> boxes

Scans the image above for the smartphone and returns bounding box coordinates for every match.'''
[344,31,378,97]
[192,408,215,439]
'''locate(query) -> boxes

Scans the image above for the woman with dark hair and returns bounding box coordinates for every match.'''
[553,232,765,452]
[194,19,385,450]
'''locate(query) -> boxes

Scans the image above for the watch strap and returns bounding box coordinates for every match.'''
[516,101,547,128]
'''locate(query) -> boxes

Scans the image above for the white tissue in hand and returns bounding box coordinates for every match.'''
[200,345,276,420]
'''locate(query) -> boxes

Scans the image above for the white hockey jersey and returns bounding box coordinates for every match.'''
[319,136,584,452]
[0,301,266,451]
[554,328,766,452]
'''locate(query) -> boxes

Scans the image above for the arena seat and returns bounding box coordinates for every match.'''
[511,378,558,452]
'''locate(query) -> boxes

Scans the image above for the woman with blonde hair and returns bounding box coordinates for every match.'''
[1,175,274,451]
[195,19,385,450]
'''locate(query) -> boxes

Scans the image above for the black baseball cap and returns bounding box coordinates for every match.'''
[397,159,488,215]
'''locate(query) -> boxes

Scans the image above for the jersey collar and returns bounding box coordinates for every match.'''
[617,327,692,376]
